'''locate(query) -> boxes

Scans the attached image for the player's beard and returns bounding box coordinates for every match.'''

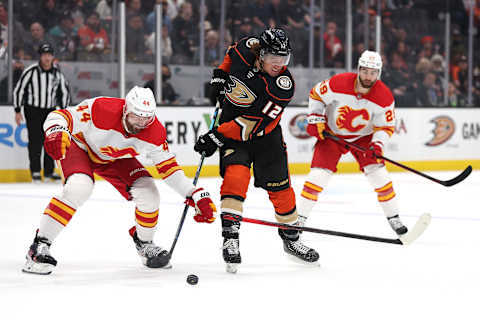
[359,76,375,89]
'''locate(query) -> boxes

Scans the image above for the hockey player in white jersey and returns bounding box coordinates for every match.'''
[297,50,409,236]
[23,86,217,275]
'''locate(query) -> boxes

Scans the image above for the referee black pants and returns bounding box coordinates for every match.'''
[24,107,55,176]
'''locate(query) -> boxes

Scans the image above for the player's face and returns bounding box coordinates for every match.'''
[358,67,379,88]
[262,53,290,77]
[125,113,154,134]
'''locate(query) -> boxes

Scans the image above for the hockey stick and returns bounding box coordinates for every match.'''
[323,131,472,187]
[162,101,221,265]
[223,213,431,246]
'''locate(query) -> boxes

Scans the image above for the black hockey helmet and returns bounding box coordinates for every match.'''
[38,43,54,55]
[259,28,291,57]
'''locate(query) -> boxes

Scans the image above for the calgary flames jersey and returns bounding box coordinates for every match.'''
[309,72,395,144]
[43,97,176,167]
[216,36,295,141]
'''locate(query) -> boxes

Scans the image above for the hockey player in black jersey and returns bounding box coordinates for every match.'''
[194,28,319,273]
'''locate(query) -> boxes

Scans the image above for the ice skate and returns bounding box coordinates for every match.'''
[279,229,319,265]
[388,215,408,235]
[22,231,57,275]
[130,229,171,269]
[221,216,241,273]
[45,173,62,183]
[31,172,42,184]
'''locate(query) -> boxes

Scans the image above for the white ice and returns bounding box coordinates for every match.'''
[1,170,479,320]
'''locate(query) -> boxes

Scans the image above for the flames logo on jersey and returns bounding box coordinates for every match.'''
[224,75,257,107]
[335,106,370,132]
[425,115,455,146]
[100,146,139,158]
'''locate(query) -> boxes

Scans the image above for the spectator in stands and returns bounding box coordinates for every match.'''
[127,0,143,16]
[418,35,434,59]
[171,1,196,64]
[452,55,468,96]
[430,53,445,87]
[252,0,275,33]
[144,63,179,104]
[126,13,151,62]
[446,81,465,107]
[96,0,113,21]
[323,21,343,68]
[384,51,414,106]
[49,11,78,61]
[38,0,62,31]
[146,0,171,34]
[235,17,253,41]
[0,1,26,51]
[145,23,172,63]
[195,29,221,66]
[77,11,110,61]
[24,22,55,60]
[414,57,432,85]
[282,0,307,66]
[66,0,97,17]
[415,72,442,106]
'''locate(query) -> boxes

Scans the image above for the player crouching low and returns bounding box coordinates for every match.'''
[23,86,216,275]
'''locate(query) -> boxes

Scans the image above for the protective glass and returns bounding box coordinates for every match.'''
[262,53,291,66]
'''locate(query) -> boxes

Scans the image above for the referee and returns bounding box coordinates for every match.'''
[13,43,71,183]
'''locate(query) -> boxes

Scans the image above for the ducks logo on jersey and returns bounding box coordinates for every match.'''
[224,75,257,107]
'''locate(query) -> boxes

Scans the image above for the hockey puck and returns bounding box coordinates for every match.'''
[186,274,198,285]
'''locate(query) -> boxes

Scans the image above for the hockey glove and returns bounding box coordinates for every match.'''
[186,187,217,223]
[44,125,71,160]
[365,141,384,163]
[194,129,225,157]
[208,68,229,105]
[306,113,326,140]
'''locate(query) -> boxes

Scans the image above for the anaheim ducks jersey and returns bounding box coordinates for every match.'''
[216,36,295,141]
[309,72,395,145]
[43,97,177,170]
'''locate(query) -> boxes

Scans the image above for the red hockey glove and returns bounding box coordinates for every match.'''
[44,125,71,160]
[365,141,383,162]
[306,113,326,140]
[187,187,217,223]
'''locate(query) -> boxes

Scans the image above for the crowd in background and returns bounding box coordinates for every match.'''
[0,0,478,106]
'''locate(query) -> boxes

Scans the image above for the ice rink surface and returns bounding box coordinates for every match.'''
[1,169,478,320]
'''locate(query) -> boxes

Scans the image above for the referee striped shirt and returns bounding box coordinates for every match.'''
[13,62,71,112]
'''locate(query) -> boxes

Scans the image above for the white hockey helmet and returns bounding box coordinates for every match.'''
[358,50,382,78]
[123,86,156,132]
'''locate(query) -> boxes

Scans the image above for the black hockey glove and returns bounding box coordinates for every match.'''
[208,68,229,106]
[194,129,225,157]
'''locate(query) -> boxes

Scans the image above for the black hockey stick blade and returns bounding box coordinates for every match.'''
[439,165,472,187]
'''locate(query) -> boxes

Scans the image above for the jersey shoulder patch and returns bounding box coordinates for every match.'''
[261,68,294,104]
[276,75,293,90]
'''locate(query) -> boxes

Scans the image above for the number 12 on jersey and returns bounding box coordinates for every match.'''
[262,101,283,119]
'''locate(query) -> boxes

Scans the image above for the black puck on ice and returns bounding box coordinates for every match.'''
[187,274,198,285]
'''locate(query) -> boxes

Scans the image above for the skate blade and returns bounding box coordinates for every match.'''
[22,259,54,275]
[226,263,239,274]
[285,254,321,267]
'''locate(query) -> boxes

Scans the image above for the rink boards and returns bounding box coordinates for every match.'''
[0,106,478,182]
